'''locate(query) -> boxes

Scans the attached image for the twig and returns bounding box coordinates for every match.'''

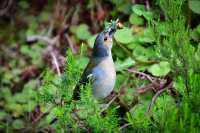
[137,83,155,94]
[0,0,13,16]
[100,82,129,113]
[147,82,173,113]
[50,52,61,76]
[47,18,54,37]
[128,69,154,82]
[100,94,119,113]
[31,105,54,125]
[145,0,150,10]
[118,83,129,96]
[65,34,77,54]
[26,35,59,46]
[128,68,160,87]
[119,123,131,130]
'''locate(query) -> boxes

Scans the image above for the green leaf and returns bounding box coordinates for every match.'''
[115,57,135,71]
[148,61,170,76]
[132,4,146,16]
[133,45,154,62]
[5,103,24,117]
[87,34,97,48]
[12,119,25,129]
[133,46,147,61]
[117,3,132,14]
[14,93,27,104]
[23,100,37,112]
[77,57,89,70]
[127,41,139,49]
[138,28,155,43]
[113,47,126,58]
[20,45,40,60]
[189,0,200,14]
[39,11,50,22]
[143,11,153,21]
[196,24,200,34]
[114,28,133,44]
[191,29,200,42]
[19,1,29,9]
[75,24,92,40]
[115,74,128,90]
[0,111,7,120]
[156,22,170,36]
[129,13,144,25]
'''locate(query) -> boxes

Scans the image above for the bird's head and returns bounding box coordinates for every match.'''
[92,27,116,58]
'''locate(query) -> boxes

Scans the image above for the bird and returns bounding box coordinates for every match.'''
[73,25,117,100]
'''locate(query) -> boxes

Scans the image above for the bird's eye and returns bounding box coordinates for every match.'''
[104,37,108,41]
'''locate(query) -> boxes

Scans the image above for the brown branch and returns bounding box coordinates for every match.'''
[128,69,156,84]
[145,0,150,10]
[128,68,162,88]
[137,83,155,94]
[31,105,54,125]
[147,81,173,113]
[100,83,129,113]
[0,0,13,16]
[100,94,119,113]
[26,35,59,46]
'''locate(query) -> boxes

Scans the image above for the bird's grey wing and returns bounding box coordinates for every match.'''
[72,60,95,100]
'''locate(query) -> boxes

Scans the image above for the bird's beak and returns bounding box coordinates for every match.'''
[107,27,116,38]
[103,28,116,43]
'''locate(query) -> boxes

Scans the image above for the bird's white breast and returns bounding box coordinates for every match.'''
[92,55,116,99]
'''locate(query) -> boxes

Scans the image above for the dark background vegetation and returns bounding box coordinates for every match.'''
[0,0,200,132]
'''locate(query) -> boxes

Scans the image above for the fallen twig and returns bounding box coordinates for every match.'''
[136,83,154,94]
[128,68,160,87]
[128,68,168,94]
[147,81,173,113]
[26,35,59,46]
[50,52,61,76]
[31,105,54,125]
[0,0,13,16]
[65,34,77,54]
[100,93,119,113]
[100,83,129,113]
[119,123,131,130]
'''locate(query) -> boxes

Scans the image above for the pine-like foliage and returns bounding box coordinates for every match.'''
[124,0,200,132]
[38,50,119,132]
[38,0,200,132]
[154,0,199,92]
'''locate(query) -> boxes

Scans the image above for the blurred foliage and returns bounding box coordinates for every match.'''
[0,0,200,132]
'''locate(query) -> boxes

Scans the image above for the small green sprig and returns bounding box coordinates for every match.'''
[104,19,120,33]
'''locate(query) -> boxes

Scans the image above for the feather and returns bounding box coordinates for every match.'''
[72,59,95,100]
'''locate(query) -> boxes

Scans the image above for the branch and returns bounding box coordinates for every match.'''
[31,105,54,125]
[26,35,59,46]
[128,68,161,87]
[100,93,119,113]
[65,34,77,54]
[50,52,61,76]
[100,83,129,113]
[0,0,13,16]
[137,83,154,94]
[119,123,131,130]
[147,81,173,113]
